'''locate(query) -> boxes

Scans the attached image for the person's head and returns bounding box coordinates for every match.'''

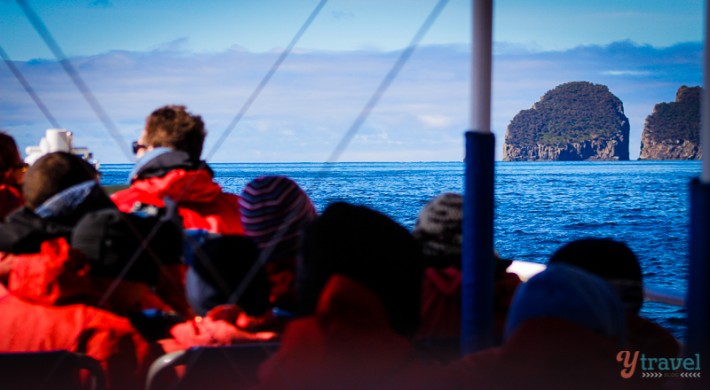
[239,176,317,266]
[0,131,26,186]
[22,152,100,210]
[298,202,423,338]
[548,238,643,313]
[413,192,463,268]
[505,264,626,346]
[139,105,206,161]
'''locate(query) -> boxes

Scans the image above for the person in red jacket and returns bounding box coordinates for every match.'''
[0,152,114,285]
[111,105,246,318]
[547,238,681,359]
[0,131,27,221]
[449,264,630,390]
[1,152,181,319]
[0,237,157,390]
[111,105,243,235]
[412,193,521,360]
[256,203,448,390]
[239,175,318,312]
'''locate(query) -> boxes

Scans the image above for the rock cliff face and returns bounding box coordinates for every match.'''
[639,86,702,160]
[503,81,630,161]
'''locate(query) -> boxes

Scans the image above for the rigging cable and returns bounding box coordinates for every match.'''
[205,0,329,161]
[49,0,330,344]
[0,44,61,129]
[16,0,133,161]
[323,0,450,165]
[10,0,451,367]
[161,0,331,309]
[228,0,452,311]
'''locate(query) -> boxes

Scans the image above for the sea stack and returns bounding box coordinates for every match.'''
[503,81,630,161]
[639,85,702,160]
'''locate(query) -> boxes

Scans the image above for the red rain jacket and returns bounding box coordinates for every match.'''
[417,266,521,342]
[256,275,446,390]
[448,318,651,390]
[0,238,156,390]
[111,167,244,318]
[111,168,243,234]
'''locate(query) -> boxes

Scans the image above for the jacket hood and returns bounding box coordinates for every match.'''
[132,149,213,182]
[131,169,223,204]
[8,237,95,306]
[35,180,116,226]
[504,264,626,345]
[0,181,115,254]
[129,150,222,203]
[0,207,60,253]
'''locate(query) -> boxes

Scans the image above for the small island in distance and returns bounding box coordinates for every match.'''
[639,85,702,160]
[502,81,702,161]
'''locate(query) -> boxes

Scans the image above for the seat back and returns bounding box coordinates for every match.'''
[147,342,279,390]
[0,350,106,390]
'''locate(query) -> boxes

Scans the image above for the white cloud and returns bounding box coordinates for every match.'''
[0,41,701,163]
[602,70,653,77]
[417,114,451,128]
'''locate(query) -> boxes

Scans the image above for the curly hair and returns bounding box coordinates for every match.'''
[144,105,206,160]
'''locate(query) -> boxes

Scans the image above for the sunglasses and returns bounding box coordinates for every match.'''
[8,162,29,173]
[131,141,147,155]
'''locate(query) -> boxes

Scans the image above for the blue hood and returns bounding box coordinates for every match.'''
[504,263,626,345]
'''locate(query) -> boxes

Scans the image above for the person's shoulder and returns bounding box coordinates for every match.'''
[626,313,681,357]
[109,184,138,202]
[110,183,164,210]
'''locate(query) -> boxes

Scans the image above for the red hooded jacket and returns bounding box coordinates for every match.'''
[448,318,635,390]
[111,168,243,235]
[111,163,245,318]
[256,275,447,390]
[0,238,156,390]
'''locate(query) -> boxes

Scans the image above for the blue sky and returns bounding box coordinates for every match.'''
[0,0,704,163]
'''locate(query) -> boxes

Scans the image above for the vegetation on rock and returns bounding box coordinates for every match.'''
[503,81,629,161]
[643,86,700,144]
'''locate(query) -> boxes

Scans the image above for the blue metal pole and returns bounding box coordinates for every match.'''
[460,0,495,355]
[686,179,710,359]
[461,131,496,354]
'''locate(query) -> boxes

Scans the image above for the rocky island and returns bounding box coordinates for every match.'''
[639,85,702,160]
[503,81,630,161]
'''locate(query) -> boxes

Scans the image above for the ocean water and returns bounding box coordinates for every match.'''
[100,160,702,341]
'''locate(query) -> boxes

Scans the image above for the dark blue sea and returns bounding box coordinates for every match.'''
[100,161,702,341]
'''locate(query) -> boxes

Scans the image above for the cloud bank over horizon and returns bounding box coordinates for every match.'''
[1,40,702,163]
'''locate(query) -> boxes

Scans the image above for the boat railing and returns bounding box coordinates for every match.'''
[508,260,686,307]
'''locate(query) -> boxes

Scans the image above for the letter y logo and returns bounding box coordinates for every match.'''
[617,350,640,379]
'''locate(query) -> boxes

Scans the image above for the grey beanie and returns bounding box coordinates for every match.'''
[412,193,463,261]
